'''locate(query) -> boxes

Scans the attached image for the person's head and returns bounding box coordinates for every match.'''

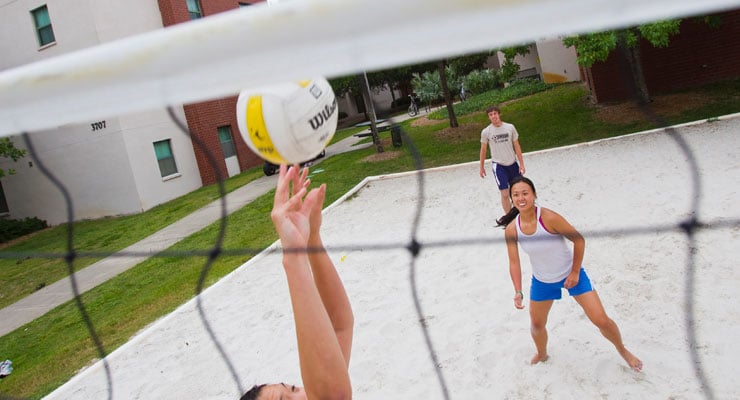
[241,383,306,400]
[486,105,502,126]
[496,176,537,227]
[509,176,537,210]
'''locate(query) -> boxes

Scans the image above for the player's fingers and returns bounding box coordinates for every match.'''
[285,186,307,212]
[315,183,326,209]
[302,187,321,215]
[290,164,305,197]
[274,164,291,204]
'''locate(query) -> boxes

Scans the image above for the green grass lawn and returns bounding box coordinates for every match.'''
[1,78,738,399]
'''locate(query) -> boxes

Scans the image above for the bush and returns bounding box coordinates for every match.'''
[427,78,555,120]
[463,69,500,95]
[0,217,48,243]
[411,71,443,106]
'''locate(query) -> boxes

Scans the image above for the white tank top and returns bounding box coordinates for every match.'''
[516,207,573,283]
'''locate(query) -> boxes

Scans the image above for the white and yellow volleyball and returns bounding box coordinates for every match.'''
[236,77,338,165]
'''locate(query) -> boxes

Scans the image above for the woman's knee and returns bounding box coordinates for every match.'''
[529,316,548,332]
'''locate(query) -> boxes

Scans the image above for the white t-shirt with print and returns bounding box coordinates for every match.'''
[480,122,519,166]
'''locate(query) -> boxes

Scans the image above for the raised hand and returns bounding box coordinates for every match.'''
[270,164,318,251]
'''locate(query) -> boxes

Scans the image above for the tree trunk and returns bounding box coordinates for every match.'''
[357,73,384,153]
[438,60,458,128]
[617,35,650,104]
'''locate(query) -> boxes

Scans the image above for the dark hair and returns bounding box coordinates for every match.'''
[485,105,501,114]
[495,176,536,227]
[241,384,266,400]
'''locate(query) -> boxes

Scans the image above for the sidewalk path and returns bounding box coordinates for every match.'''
[0,131,378,337]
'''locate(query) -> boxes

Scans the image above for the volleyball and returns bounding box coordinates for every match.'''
[236,77,338,165]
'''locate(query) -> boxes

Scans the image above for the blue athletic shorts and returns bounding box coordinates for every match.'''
[530,268,593,301]
[492,162,521,190]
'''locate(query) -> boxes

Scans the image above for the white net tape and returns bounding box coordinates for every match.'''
[0,0,738,136]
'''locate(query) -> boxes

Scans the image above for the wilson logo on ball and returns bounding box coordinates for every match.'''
[309,98,338,130]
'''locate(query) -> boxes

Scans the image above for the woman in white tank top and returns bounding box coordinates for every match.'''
[497,176,643,372]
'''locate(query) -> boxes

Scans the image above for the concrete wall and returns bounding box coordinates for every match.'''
[536,38,581,83]
[0,0,202,224]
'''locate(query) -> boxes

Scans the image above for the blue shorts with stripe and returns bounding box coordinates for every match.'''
[530,268,594,301]
[492,161,521,190]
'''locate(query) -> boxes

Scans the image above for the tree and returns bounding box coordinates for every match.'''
[356,73,384,154]
[438,59,458,128]
[563,20,682,104]
[329,62,438,116]
[497,45,531,84]
[0,137,26,178]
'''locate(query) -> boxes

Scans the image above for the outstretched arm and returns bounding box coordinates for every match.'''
[505,223,525,309]
[271,165,352,400]
[301,171,354,366]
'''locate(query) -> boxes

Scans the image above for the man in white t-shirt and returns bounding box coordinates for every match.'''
[479,105,526,214]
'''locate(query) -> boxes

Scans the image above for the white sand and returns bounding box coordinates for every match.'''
[45,114,740,399]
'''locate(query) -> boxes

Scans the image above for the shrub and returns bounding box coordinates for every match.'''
[411,71,443,106]
[427,78,555,120]
[464,69,500,95]
[0,217,48,243]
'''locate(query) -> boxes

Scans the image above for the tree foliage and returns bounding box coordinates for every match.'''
[0,137,26,178]
[497,44,531,83]
[563,19,686,103]
[562,19,681,68]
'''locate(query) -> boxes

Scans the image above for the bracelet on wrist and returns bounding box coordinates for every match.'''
[515,290,523,298]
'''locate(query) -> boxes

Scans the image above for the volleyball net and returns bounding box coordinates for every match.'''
[1,0,739,399]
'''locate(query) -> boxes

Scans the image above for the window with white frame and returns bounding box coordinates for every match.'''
[153,140,179,177]
[31,5,55,47]
[218,126,237,158]
[187,0,203,20]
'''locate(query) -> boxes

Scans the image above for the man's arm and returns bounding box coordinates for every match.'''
[479,142,488,178]
[513,139,525,175]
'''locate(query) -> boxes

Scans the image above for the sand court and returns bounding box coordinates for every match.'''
[45,114,740,399]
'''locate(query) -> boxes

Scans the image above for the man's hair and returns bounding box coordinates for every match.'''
[241,384,266,400]
[485,105,501,114]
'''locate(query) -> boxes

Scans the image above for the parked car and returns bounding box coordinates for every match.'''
[262,149,326,176]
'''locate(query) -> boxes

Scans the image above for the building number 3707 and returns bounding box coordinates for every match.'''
[91,120,106,131]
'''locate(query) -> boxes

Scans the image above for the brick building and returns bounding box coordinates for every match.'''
[581,9,740,103]
[158,0,264,185]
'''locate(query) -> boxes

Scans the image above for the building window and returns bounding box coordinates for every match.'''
[187,0,202,20]
[218,126,236,158]
[0,181,8,214]
[31,5,55,47]
[153,140,179,177]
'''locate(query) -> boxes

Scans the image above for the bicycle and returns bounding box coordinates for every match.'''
[407,94,420,116]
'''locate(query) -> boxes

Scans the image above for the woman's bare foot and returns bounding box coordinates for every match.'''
[619,348,643,372]
[530,353,549,365]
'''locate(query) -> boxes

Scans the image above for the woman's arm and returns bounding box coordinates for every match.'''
[271,165,352,400]
[306,182,354,367]
[505,223,525,309]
